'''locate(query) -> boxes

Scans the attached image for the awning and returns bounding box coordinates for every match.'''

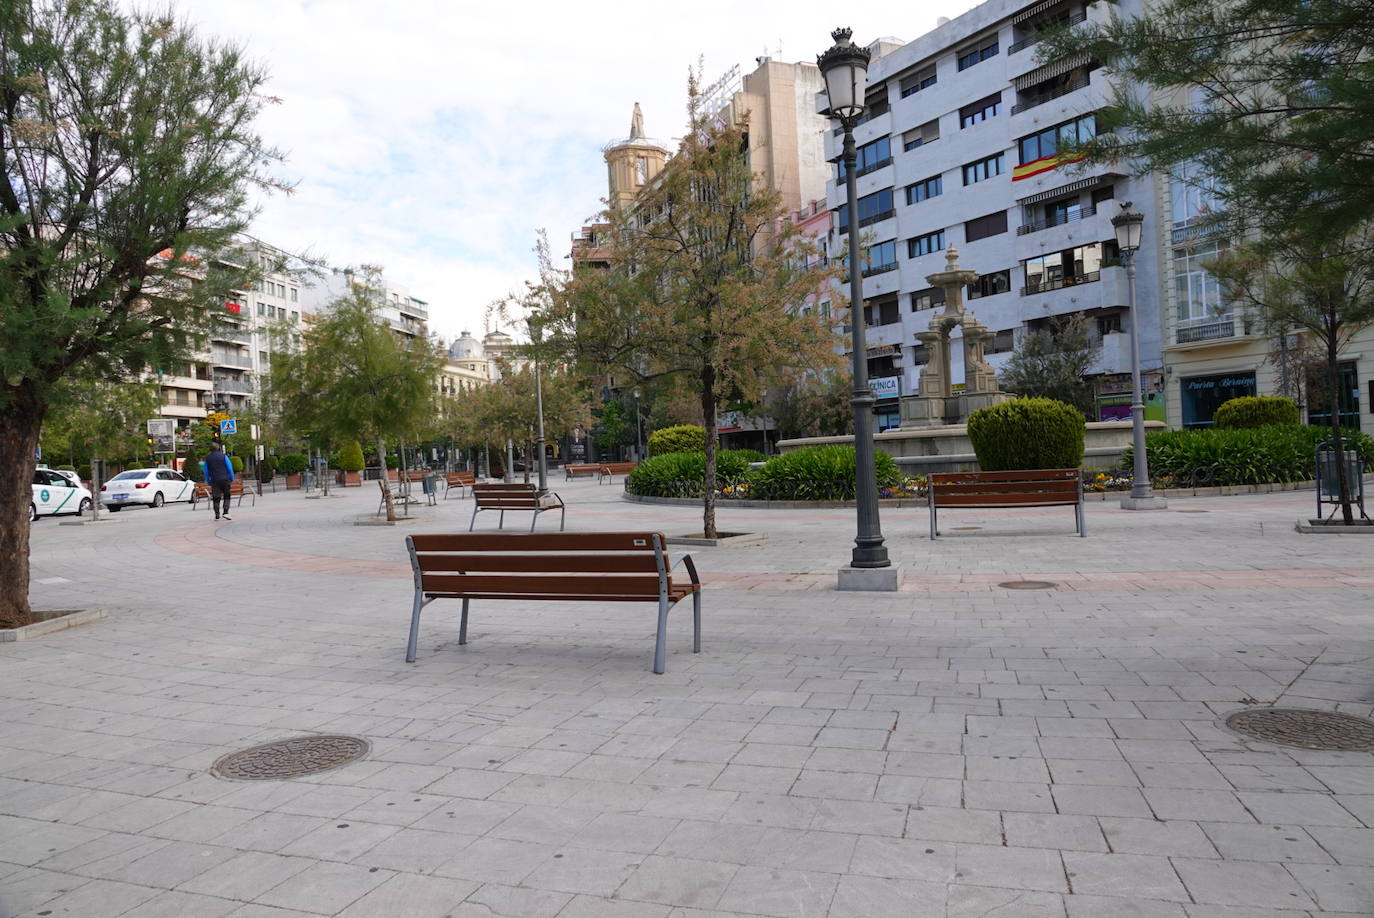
[1012,0,1063,24]
[1013,52,1092,89]
[1015,173,1116,205]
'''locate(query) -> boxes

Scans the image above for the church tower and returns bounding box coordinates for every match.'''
[602,103,668,209]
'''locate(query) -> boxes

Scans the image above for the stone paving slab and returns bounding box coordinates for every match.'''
[3,479,1373,916]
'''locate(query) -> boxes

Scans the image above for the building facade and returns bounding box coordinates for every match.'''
[823,0,1168,425]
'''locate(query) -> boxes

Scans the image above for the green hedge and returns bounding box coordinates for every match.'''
[337,441,365,472]
[647,425,706,456]
[1213,396,1300,429]
[626,450,757,497]
[968,398,1086,471]
[276,453,309,476]
[1125,424,1374,486]
[752,445,900,501]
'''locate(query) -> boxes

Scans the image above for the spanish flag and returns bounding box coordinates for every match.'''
[1012,151,1086,182]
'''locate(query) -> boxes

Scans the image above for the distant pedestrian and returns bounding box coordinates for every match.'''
[203,442,236,520]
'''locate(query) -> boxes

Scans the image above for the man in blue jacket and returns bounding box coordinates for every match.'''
[203,442,236,520]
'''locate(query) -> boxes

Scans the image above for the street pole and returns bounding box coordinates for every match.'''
[535,356,548,495]
[1111,202,1167,510]
[634,392,643,461]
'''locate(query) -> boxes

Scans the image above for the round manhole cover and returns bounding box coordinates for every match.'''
[211,735,370,780]
[1225,708,1374,751]
[998,580,1058,590]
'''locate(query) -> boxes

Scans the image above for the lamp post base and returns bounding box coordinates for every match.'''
[1119,495,1169,510]
[837,563,903,592]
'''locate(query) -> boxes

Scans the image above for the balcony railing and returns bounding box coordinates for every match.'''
[213,377,254,394]
[1008,11,1087,54]
[210,353,252,369]
[862,262,898,278]
[1021,271,1101,295]
[1176,314,1239,343]
[1010,74,1091,115]
[211,327,252,344]
[1018,204,1097,235]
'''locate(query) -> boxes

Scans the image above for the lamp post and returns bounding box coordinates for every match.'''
[1111,202,1167,510]
[819,27,892,582]
[633,390,643,461]
[534,350,548,496]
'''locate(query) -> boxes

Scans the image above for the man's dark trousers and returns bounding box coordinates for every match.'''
[211,480,231,518]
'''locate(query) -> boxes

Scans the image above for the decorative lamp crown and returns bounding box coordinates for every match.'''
[817,27,871,123]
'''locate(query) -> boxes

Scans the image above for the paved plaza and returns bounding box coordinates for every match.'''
[3,477,1374,917]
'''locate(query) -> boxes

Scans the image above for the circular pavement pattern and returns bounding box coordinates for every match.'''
[998,580,1058,590]
[1225,708,1374,751]
[211,734,371,780]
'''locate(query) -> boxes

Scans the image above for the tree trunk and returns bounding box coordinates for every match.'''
[523,441,532,485]
[1325,336,1354,524]
[701,366,718,540]
[0,385,46,629]
[376,437,396,521]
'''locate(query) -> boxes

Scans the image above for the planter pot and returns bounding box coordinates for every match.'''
[342,470,361,487]
[286,473,302,489]
[387,469,399,482]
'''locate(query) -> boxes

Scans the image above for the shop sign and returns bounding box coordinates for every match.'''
[869,376,901,399]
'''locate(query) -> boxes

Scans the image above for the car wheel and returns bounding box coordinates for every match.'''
[29,503,37,522]
[152,492,164,508]
[79,498,92,515]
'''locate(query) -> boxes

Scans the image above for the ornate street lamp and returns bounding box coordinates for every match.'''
[1111,202,1167,510]
[819,28,894,585]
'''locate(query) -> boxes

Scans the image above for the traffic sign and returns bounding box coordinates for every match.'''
[220,418,238,436]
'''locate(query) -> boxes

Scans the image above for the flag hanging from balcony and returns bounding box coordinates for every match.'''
[1013,151,1086,181]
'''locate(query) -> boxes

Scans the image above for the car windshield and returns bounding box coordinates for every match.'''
[110,471,149,481]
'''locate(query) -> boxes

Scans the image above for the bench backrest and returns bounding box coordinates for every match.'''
[930,468,1081,507]
[472,482,542,508]
[602,462,636,473]
[445,472,476,486]
[407,532,671,598]
[566,464,600,474]
[405,470,429,482]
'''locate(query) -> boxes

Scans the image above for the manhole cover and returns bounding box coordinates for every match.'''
[998,580,1058,590]
[211,735,370,780]
[1225,708,1374,751]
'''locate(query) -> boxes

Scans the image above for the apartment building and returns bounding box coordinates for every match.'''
[823,0,1168,425]
[300,268,430,343]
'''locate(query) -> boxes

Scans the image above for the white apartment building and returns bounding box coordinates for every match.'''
[300,268,430,343]
[823,0,1167,429]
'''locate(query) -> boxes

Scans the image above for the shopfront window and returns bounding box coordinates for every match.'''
[1181,372,1256,428]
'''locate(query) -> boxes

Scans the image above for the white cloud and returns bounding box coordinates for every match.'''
[151,0,982,340]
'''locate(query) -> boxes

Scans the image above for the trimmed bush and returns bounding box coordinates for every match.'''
[229,455,244,473]
[647,425,706,456]
[751,445,901,501]
[276,453,309,476]
[1213,396,1300,429]
[182,457,203,481]
[626,450,757,497]
[1125,424,1374,486]
[337,441,365,472]
[257,456,276,481]
[731,449,768,463]
[967,398,1086,471]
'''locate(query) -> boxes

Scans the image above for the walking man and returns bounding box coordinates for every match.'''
[204,442,236,520]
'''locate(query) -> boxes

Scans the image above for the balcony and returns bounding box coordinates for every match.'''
[1021,271,1100,296]
[1018,204,1097,236]
[402,299,429,319]
[211,327,252,344]
[1008,11,1087,54]
[1011,74,1091,115]
[862,261,898,278]
[210,353,252,369]
[1176,313,1244,344]
[213,377,254,394]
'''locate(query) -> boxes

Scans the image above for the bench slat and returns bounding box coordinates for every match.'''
[417,554,661,573]
[936,494,1079,507]
[932,469,1078,483]
[413,533,661,552]
[424,587,699,602]
[420,573,683,597]
[935,482,1079,497]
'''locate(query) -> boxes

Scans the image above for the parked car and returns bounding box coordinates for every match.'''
[101,468,194,511]
[45,468,84,488]
[31,468,93,521]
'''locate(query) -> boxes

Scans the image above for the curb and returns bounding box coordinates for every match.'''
[1,608,108,642]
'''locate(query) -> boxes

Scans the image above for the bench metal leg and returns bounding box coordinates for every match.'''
[499,509,505,529]
[529,511,538,533]
[653,595,669,675]
[405,592,426,663]
[469,504,478,531]
[692,591,701,653]
[459,598,469,644]
[559,504,566,531]
[929,503,937,540]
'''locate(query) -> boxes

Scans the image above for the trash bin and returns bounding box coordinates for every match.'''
[1315,439,1367,519]
[421,472,438,505]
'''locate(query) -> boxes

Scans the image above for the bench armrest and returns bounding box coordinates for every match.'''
[671,553,700,586]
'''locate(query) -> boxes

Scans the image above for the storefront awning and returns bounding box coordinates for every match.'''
[1012,0,1063,25]
[1013,52,1092,89]
[1015,173,1118,205]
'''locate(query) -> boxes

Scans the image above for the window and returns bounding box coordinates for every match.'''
[962,152,1005,185]
[959,93,1001,128]
[819,300,831,320]
[1182,372,1256,428]
[864,240,898,276]
[256,302,266,316]
[1023,242,1110,293]
[908,229,946,259]
[903,119,940,152]
[1097,313,1123,336]
[900,65,937,98]
[905,175,943,205]
[1173,240,1228,321]
[1091,185,1116,206]
[964,210,1008,243]
[1018,113,1098,165]
[957,37,999,70]
[837,188,895,232]
[911,343,930,365]
[911,286,946,311]
[290,287,298,302]
[839,137,893,179]
[968,269,1011,299]
[290,311,299,323]
[986,328,1016,354]
[864,295,901,326]
[1170,160,1223,227]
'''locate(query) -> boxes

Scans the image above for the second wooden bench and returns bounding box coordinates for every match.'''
[470,483,565,532]
[928,468,1084,539]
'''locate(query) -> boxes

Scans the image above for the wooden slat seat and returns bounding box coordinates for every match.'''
[191,478,255,510]
[928,468,1085,538]
[404,531,702,673]
[443,471,476,499]
[470,483,565,532]
[564,463,601,480]
[599,461,637,483]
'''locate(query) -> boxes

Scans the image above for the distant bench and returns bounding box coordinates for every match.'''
[564,464,601,480]
[928,468,1084,539]
[599,461,637,483]
[444,471,476,499]
[403,531,702,673]
[191,479,255,510]
[470,483,565,532]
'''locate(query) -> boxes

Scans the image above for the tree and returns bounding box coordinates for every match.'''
[1048,0,1374,521]
[767,371,853,440]
[539,77,842,537]
[266,269,442,520]
[0,1,280,627]
[39,378,161,471]
[998,314,1099,420]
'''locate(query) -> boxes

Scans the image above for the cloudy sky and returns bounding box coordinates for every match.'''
[160,0,981,342]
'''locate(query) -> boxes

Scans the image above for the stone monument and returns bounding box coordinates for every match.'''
[900,246,1011,428]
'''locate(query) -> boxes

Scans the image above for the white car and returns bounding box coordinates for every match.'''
[31,468,93,520]
[101,468,195,511]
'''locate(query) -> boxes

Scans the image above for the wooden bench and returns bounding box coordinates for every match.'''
[564,463,601,480]
[404,531,702,673]
[470,483,565,532]
[599,461,637,483]
[443,471,476,499]
[928,468,1084,539]
[191,479,256,510]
